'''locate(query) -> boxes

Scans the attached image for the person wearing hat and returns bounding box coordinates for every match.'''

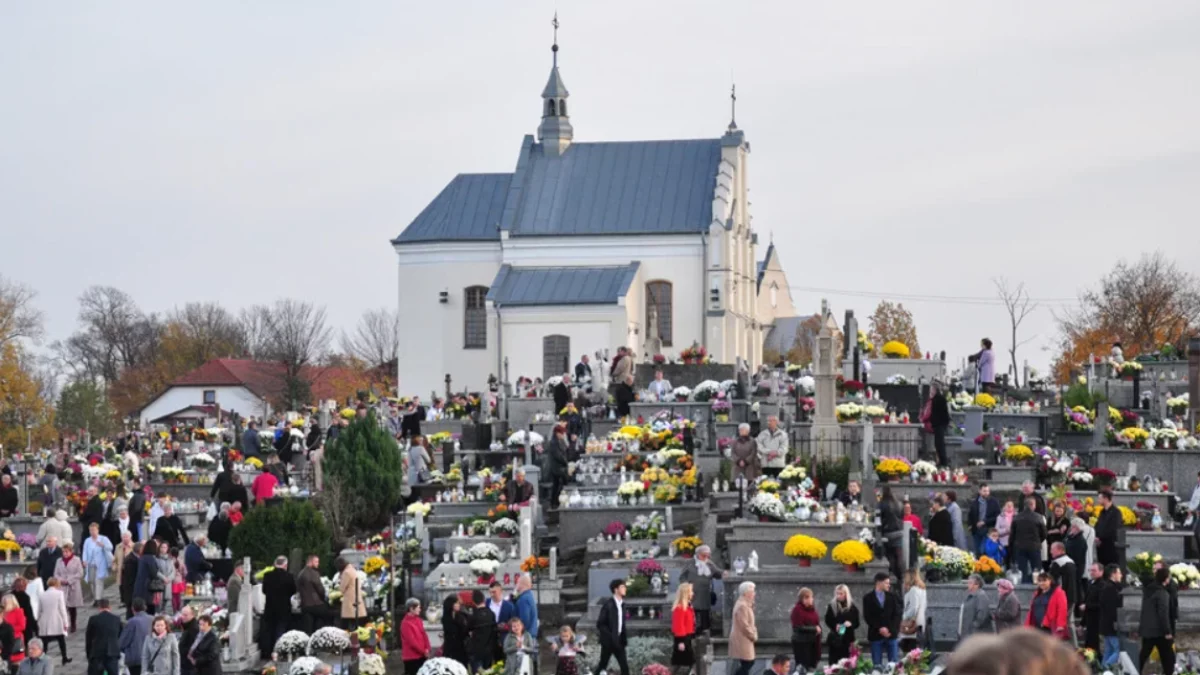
[679,545,727,634]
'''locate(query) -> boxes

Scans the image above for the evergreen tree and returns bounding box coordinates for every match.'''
[318,410,404,538]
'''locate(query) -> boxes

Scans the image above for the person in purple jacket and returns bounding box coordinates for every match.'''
[968,338,995,393]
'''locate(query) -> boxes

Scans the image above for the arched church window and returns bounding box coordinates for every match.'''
[559,100,567,116]
[546,100,557,117]
[645,281,673,347]
[464,286,488,349]
[770,283,778,308]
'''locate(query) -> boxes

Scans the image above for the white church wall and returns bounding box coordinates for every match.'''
[498,305,627,382]
[501,235,705,360]
[394,242,501,397]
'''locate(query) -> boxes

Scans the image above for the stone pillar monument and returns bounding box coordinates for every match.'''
[811,312,843,460]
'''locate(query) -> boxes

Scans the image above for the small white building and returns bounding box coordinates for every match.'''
[392,35,791,396]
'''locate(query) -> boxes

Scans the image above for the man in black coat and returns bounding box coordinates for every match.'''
[0,474,20,517]
[1010,497,1046,584]
[614,374,635,419]
[1048,542,1079,610]
[152,504,189,549]
[37,536,63,585]
[259,557,297,656]
[86,599,124,675]
[927,496,955,547]
[81,486,104,548]
[185,615,222,675]
[1080,563,1104,651]
[862,573,902,666]
[1093,489,1124,566]
[574,355,592,388]
[967,483,1001,556]
[595,579,629,675]
[218,474,250,513]
[127,484,147,542]
[1098,565,1124,664]
[121,542,142,618]
[552,375,572,415]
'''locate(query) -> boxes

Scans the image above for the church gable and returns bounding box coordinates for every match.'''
[393,173,510,243]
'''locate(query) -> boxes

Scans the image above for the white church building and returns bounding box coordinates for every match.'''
[392,35,790,396]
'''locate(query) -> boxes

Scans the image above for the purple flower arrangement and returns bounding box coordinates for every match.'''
[635,559,665,578]
[711,399,732,413]
[16,534,36,549]
[603,521,627,537]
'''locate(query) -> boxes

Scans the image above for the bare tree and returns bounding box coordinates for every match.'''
[166,302,248,364]
[0,275,44,347]
[238,306,270,359]
[340,308,400,367]
[258,300,332,408]
[994,277,1038,387]
[53,286,160,383]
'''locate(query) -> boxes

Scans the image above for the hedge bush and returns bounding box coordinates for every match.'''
[229,497,331,569]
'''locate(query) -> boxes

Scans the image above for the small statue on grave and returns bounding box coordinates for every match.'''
[747,550,759,573]
[651,574,662,594]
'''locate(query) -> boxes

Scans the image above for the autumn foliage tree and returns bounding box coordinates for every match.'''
[1054,252,1200,383]
[0,342,56,450]
[867,301,921,357]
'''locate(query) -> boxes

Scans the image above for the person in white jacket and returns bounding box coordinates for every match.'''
[755,416,789,475]
[36,511,74,547]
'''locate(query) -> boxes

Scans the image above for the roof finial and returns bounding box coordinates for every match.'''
[729,83,737,131]
[551,12,560,68]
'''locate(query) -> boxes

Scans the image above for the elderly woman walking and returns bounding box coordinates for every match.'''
[730,424,760,483]
[399,598,430,675]
[728,582,758,675]
[992,579,1022,631]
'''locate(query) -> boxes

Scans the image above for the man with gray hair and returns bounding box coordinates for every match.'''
[513,573,539,639]
[756,416,789,477]
[958,574,993,643]
[679,545,727,634]
[18,638,50,675]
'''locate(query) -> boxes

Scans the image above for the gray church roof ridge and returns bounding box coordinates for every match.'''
[486,262,641,307]
[392,173,510,244]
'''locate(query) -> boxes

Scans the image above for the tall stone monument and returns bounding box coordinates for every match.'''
[1189,337,1199,428]
[811,311,843,459]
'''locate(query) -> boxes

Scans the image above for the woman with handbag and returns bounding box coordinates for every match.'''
[2,595,26,666]
[823,584,860,664]
[899,570,927,652]
[142,615,181,675]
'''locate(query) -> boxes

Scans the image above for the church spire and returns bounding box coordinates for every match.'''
[538,12,573,156]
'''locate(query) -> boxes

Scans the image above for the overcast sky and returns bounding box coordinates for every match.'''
[4,2,1199,377]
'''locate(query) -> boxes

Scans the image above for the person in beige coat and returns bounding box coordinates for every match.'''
[337,558,367,626]
[728,582,758,675]
[730,425,761,483]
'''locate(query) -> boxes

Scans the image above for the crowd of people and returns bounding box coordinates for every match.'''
[393,574,542,675]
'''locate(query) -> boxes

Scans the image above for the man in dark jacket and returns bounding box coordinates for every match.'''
[1018,481,1047,516]
[1153,559,1179,635]
[242,420,262,459]
[218,474,250,513]
[614,374,635,419]
[85,599,123,675]
[927,496,955,547]
[37,536,63,585]
[0,474,20,517]
[186,616,222,675]
[127,484,147,542]
[259,557,297,656]
[1139,567,1175,675]
[465,589,496,672]
[184,537,212,582]
[967,483,1001,556]
[1010,496,1046,584]
[1047,542,1079,608]
[552,375,572,415]
[296,554,334,633]
[119,598,153,675]
[1093,489,1124,566]
[81,487,104,548]
[1098,564,1124,669]
[595,579,629,675]
[574,355,592,388]
[152,504,188,549]
[862,573,901,667]
[545,426,571,511]
[1080,563,1104,651]
[120,543,143,618]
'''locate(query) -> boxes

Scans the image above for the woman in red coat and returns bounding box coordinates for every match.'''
[2,594,25,664]
[790,588,822,670]
[400,597,431,674]
[1025,573,1069,639]
[671,583,696,674]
